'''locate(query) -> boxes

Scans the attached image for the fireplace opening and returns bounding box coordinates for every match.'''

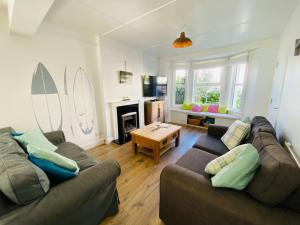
[115,104,139,145]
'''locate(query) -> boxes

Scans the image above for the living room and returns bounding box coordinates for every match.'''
[0,0,300,225]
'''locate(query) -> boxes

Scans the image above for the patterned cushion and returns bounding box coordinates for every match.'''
[221,120,250,150]
[205,144,246,175]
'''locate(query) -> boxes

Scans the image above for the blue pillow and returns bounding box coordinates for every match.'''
[11,131,24,137]
[29,155,77,183]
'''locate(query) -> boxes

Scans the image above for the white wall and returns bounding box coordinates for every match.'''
[0,32,103,149]
[98,38,146,141]
[269,2,300,156]
[159,38,279,119]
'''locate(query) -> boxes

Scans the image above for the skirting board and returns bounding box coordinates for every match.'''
[284,141,300,168]
[81,138,105,150]
[105,136,115,144]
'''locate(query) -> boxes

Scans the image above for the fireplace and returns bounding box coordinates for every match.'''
[115,104,139,145]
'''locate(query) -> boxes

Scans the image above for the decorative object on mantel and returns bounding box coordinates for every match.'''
[173,32,192,48]
[122,96,130,101]
[119,60,133,84]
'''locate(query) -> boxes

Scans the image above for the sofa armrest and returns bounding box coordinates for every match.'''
[160,164,297,225]
[0,160,121,225]
[44,130,66,145]
[207,124,228,138]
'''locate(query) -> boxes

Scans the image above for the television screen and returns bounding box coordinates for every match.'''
[143,75,157,97]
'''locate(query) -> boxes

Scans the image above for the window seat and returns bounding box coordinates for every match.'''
[170,108,240,120]
[169,107,240,127]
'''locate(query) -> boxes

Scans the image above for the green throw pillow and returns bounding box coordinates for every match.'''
[14,129,57,152]
[218,105,228,114]
[242,116,252,124]
[211,144,260,190]
[182,102,194,110]
[205,145,244,175]
[27,145,79,173]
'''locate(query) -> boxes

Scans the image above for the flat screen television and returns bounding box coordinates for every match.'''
[143,75,157,97]
[142,75,167,97]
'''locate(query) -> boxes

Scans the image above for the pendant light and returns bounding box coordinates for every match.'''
[173,32,192,48]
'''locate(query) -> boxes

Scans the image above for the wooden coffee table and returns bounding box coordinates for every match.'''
[131,122,181,164]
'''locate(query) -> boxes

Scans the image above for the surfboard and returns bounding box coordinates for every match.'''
[64,67,75,136]
[31,62,62,132]
[72,67,95,135]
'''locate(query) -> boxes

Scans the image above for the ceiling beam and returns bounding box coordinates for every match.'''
[7,0,55,36]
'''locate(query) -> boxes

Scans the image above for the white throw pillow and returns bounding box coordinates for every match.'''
[221,120,250,150]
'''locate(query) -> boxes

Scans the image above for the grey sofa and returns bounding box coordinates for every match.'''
[160,117,300,225]
[0,128,120,225]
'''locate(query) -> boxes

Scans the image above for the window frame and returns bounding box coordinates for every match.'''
[228,62,248,112]
[171,56,248,113]
[191,67,225,105]
[173,68,189,106]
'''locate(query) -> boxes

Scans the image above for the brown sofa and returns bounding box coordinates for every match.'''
[160,116,300,225]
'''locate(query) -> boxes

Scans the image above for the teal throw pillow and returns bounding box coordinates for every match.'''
[29,155,77,183]
[27,145,79,173]
[14,129,57,152]
[211,144,260,190]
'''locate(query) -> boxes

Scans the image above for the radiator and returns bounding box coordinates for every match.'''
[284,141,300,168]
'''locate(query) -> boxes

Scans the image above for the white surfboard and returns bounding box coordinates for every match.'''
[31,62,62,132]
[72,67,95,135]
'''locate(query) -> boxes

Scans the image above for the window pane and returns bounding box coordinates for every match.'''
[193,85,220,104]
[175,70,187,104]
[232,85,243,109]
[235,63,246,84]
[194,68,222,84]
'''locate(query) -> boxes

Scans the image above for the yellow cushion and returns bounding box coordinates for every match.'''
[218,105,228,114]
[205,145,244,175]
[202,104,209,112]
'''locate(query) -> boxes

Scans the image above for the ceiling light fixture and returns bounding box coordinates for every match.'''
[173,32,192,48]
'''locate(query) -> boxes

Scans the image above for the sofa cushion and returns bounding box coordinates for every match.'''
[176,148,217,177]
[246,133,300,205]
[56,142,98,171]
[14,129,57,152]
[211,144,260,190]
[252,132,279,152]
[193,134,229,156]
[0,133,50,205]
[221,120,250,150]
[205,144,245,175]
[27,145,79,172]
[244,116,276,143]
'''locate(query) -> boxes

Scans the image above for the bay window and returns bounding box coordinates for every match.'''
[174,69,188,105]
[192,67,223,104]
[172,53,248,113]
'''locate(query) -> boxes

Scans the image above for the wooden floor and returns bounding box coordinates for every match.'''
[87,126,204,225]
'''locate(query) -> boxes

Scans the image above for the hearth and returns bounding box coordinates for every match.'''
[115,103,139,145]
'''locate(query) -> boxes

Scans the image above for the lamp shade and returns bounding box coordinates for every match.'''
[173,32,192,48]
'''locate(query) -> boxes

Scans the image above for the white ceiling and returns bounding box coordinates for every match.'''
[27,0,300,56]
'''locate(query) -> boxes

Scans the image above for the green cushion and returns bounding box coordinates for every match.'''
[0,133,49,205]
[218,105,228,114]
[205,145,243,175]
[182,102,194,110]
[14,129,57,152]
[201,104,209,112]
[242,116,252,124]
[27,145,79,173]
[211,144,260,190]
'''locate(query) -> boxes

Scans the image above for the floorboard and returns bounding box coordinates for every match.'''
[87,126,204,225]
